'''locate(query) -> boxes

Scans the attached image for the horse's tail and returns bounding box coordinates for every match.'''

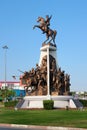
[53,30,57,39]
[52,30,57,44]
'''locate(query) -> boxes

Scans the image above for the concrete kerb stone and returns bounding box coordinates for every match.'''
[11,124,47,129]
[47,126,87,130]
[0,124,87,130]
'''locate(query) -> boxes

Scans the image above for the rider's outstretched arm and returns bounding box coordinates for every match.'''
[50,15,52,20]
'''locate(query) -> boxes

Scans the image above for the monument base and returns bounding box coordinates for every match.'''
[15,95,83,109]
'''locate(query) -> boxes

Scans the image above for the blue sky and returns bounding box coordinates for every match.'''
[0,0,87,91]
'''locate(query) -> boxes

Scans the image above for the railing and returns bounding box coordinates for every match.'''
[15,99,25,108]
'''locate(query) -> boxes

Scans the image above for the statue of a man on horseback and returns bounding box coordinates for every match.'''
[33,15,57,44]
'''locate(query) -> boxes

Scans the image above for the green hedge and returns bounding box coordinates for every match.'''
[0,97,3,102]
[43,100,54,110]
[79,99,87,107]
[4,100,18,107]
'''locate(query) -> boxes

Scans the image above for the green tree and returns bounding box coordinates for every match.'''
[0,89,16,101]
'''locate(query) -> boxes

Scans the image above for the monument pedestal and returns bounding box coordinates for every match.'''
[20,95,80,109]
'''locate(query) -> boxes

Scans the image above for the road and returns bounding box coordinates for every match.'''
[0,126,46,130]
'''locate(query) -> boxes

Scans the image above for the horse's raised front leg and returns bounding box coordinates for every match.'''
[33,25,39,29]
[33,25,36,29]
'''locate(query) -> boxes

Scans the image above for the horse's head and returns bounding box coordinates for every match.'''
[37,17,41,22]
[37,17,45,23]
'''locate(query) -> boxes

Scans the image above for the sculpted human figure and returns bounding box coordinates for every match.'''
[41,56,47,71]
[45,15,52,27]
[43,15,52,33]
[35,64,40,72]
[64,74,70,92]
[51,59,57,72]
[50,59,57,83]
[31,68,35,76]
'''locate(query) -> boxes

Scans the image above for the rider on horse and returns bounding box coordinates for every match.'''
[37,15,52,34]
[33,15,57,44]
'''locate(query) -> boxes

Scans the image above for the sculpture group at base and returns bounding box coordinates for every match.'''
[20,44,70,96]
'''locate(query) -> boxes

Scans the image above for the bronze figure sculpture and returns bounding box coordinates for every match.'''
[33,15,57,44]
[20,55,70,96]
[20,15,71,96]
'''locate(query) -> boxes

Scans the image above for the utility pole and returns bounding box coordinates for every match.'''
[2,45,8,89]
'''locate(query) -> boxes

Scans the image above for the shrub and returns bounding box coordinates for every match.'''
[43,100,54,110]
[4,100,18,107]
[0,97,3,102]
[79,99,87,107]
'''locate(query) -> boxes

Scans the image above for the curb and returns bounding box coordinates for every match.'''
[0,124,87,130]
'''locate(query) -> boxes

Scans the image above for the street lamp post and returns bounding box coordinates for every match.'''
[2,45,8,89]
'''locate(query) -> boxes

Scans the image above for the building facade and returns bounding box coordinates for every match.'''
[0,81,26,97]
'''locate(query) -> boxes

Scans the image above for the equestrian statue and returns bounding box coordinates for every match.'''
[33,15,57,44]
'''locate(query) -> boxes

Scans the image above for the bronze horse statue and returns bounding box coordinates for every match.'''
[33,17,57,44]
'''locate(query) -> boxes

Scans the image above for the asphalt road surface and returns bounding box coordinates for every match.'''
[0,126,46,130]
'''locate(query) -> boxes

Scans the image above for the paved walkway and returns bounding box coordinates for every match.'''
[0,124,87,130]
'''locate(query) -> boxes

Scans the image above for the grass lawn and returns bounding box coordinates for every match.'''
[0,108,87,128]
